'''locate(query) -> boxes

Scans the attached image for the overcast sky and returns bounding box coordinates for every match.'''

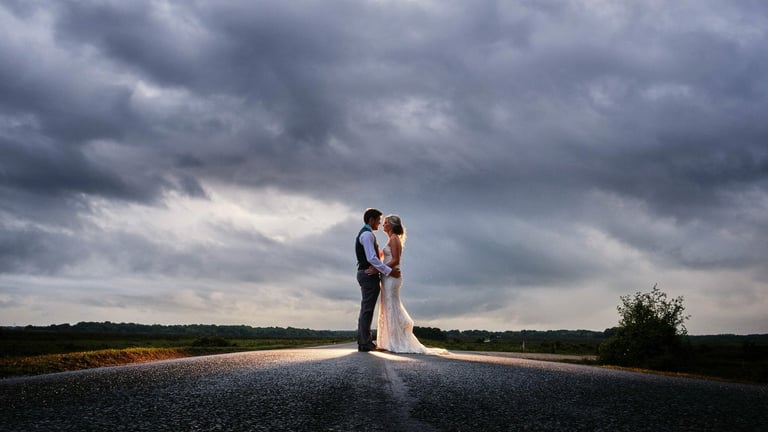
[1,1,767,335]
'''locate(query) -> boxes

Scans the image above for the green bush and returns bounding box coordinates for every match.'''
[599,284,691,371]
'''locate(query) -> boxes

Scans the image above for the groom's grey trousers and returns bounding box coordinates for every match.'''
[357,270,381,347]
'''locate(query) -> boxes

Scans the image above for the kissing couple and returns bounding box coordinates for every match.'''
[355,208,447,355]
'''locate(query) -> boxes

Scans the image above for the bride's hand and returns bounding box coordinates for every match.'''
[390,268,401,278]
[364,267,379,275]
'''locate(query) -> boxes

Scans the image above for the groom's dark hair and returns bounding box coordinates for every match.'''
[363,208,383,224]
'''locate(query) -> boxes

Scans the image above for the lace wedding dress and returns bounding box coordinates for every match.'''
[376,245,447,355]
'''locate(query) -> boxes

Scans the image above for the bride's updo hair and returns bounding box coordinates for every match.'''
[386,214,407,246]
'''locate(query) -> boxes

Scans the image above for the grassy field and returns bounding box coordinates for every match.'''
[390,334,766,385]
[0,330,351,378]
[420,336,767,385]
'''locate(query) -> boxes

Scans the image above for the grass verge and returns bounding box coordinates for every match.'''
[0,347,195,378]
[0,339,348,378]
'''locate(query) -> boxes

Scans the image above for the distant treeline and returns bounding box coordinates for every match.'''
[436,328,610,342]
[435,327,768,346]
[5,322,610,342]
[4,322,766,346]
[4,322,356,339]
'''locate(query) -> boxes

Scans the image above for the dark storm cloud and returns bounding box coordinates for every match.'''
[51,0,356,149]
[1,135,135,198]
[0,223,86,274]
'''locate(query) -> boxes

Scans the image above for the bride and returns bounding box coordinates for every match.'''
[375,214,447,355]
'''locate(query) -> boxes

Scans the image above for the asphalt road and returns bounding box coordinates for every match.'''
[1,344,766,431]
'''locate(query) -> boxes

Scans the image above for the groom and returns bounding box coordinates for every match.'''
[356,208,401,352]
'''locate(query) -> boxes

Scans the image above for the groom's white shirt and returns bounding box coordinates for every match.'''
[359,231,392,276]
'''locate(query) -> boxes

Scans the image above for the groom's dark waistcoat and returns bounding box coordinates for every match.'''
[356,226,379,270]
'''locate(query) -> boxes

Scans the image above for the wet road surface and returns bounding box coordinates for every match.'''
[2,344,766,431]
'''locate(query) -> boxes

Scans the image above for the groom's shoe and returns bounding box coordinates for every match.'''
[358,344,376,352]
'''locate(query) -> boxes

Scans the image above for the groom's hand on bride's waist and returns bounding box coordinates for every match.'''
[363,267,400,278]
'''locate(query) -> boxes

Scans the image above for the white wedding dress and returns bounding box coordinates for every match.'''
[376,245,447,355]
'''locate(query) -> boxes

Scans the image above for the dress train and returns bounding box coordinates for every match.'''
[376,246,447,355]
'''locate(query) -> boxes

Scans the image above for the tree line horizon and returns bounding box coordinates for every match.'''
[4,321,765,339]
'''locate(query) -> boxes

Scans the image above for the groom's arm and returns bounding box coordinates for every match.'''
[359,231,392,275]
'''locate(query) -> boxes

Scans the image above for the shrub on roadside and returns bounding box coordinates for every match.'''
[599,284,691,371]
